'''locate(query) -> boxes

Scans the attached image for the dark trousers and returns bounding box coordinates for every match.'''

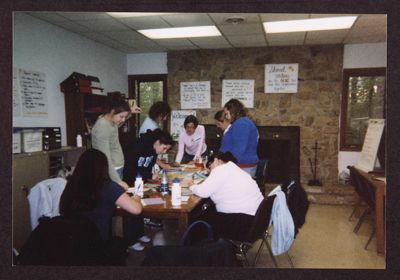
[181,150,209,164]
[197,207,255,241]
[122,214,145,245]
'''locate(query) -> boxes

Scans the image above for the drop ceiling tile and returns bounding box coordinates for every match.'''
[208,13,260,24]
[161,13,214,27]
[305,29,349,40]
[266,32,306,42]
[51,21,92,33]
[227,34,266,47]
[26,12,70,22]
[78,32,114,41]
[309,13,358,19]
[218,23,263,36]
[100,30,145,41]
[353,14,387,28]
[57,12,111,21]
[189,36,230,45]
[117,16,170,29]
[268,40,304,47]
[305,37,344,45]
[75,18,130,31]
[155,38,196,48]
[260,13,309,22]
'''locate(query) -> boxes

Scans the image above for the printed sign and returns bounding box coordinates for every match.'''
[180,81,211,109]
[265,63,298,93]
[222,79,254,108]
[170,110,197,141]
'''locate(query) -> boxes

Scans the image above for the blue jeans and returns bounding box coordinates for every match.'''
[241,166,257,177]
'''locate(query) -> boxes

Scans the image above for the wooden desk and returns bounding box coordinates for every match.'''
[116,194,204,237]
[356,168,386,255]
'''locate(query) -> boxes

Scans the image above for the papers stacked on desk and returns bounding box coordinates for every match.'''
[141,198,164,206]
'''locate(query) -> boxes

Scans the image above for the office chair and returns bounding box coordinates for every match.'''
[254,160,268,195]
[229,195,277,267]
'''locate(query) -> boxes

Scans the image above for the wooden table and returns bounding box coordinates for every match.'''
[356,168,386,255]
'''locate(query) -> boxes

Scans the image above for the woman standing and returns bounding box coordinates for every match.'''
[91,94,140,190]
[173,115,207,165]
[139,101,171,135]
[219,99,259,177]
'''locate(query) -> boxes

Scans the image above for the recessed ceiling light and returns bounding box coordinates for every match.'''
[107,12,176,18]
[263,16,357,33]
[138,26,221,39]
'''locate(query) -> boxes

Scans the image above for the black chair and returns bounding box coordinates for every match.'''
[254,160,268,195]
[229,195,277,267]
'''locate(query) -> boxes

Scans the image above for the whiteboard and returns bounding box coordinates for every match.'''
[170,110,197,141]
[180,81,211,109]
[356,119,385,172]
[265,63,298,93]
[221,79,254,108]
[18,68,48,117]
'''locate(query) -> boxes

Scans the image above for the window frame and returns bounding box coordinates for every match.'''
[339,67,386,151]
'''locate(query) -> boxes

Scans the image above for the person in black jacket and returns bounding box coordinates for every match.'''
[123,129,174,184]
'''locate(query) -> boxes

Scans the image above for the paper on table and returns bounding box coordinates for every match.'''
[181,196,190,203]
[141,198,164,206]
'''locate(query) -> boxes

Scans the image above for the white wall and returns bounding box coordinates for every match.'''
[339,42,387,173]
[127,53,167,74]
[13,13,128,145]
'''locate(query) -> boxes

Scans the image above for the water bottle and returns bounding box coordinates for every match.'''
[134,173,144,197]
[171,178,181,206]
[160,170,169,196]
[76,134,82,147]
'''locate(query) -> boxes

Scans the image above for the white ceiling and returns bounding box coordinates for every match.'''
[24,12,387,54]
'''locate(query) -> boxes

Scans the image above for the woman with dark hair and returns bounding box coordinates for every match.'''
[219,98,259,177]
[139,101,171,135]
[59,149,142,243]
[173,115,207,165]
[190,151,264,240]
[91,93,140,190]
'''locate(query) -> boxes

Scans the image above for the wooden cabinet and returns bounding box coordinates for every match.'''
[12,147,85,250]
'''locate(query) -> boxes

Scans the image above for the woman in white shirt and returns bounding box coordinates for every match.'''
[190,152,264,240]
[174,115,207,164]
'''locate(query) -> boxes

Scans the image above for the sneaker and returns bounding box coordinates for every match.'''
[138,235,151,243]
[128,242,145,252]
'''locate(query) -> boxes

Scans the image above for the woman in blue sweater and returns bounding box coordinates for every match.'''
[219,99,259,176]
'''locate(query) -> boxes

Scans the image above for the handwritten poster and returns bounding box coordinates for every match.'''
[18,69,48,117]
[221,79,254,108]
[170,110,197,141]
[13,68,22,117]
[265,63,298,93]
[356,119,385,172]
[180,81,211,109]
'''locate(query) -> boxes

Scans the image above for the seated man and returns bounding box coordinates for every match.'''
[189,152,264,241]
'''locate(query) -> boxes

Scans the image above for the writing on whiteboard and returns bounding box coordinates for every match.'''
[180,81,211,109]
[18,69,48,117]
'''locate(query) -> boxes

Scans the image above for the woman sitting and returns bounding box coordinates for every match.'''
[173,115,207,165]
[189,152,264,241]
[59,149,143,255]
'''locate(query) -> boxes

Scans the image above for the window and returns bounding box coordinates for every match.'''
[128,75,168,136]
[340,68,386,151]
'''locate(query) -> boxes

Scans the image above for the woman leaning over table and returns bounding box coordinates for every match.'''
[219,98,259,177]
[173,115,208,165]
[189,152,264,241]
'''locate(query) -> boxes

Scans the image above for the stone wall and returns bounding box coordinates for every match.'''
[167,45,347,202]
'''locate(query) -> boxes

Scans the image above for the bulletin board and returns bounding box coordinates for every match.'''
[221,79,254,108]
[356,119,385,172]
[180,81,211,109]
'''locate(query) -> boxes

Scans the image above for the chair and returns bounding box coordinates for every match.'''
[347,166,366,222]
[229,195,277,267]
[254,160,268,195]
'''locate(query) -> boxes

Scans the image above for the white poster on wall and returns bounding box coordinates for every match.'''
[180,81,211,109]
[265,63,298,93]
[170,110,197,141]
[19,68,48,117]
[13,68,22,117]
[221,79,254,108]
[356,119,385,172]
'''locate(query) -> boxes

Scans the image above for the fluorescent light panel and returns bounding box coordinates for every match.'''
[107,12,175,18]
[264,16,357,33]
[138,26,221,39]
